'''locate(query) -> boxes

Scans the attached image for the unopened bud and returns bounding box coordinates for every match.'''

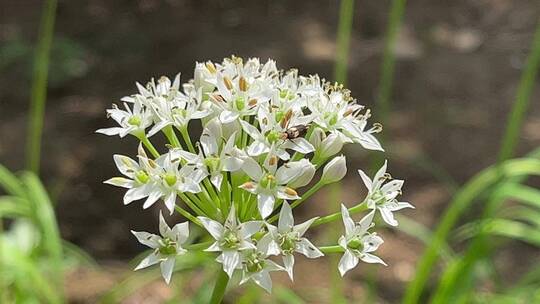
[288,159,316,188]
[319,133,344,159]
[321,155,347,184]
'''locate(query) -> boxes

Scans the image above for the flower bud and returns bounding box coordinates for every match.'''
[321,155,347,184]
[288,159,316,188]
[319,133,344,159]
[308,127,325,148]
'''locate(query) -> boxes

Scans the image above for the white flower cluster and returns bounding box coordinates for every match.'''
[99,56,413,292]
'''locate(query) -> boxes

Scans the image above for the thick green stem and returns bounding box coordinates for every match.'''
[209,270,229,304]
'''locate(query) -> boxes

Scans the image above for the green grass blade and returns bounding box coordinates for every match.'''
[496,183,540,209]
[429,149,540,303]
[26,0,58,173]
[333,0,355,85]
[497,19,540,162]
[403,158,540,304]
[395,214,455,263]
[0,164,26,197]
[20,172,63,301]
[375,0,407,126]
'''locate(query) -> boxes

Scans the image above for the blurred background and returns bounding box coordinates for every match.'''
[1,0,539,303]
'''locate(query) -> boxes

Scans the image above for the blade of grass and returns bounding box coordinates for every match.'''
[26,0,58,173]
[497,19,540,163]
[403,158,540,304]
[20,172,63,301]
[375,0,407,126]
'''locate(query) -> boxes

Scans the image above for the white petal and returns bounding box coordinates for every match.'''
[171,222,189,244]
[356,132,384,151]
[296,238,324,258]
[361,253,387,266]
[293,217,317,237]
[200,129,218,156]
[142,190,162,209]
[210,173,223,189]
[252,271,273,293]
[240,119,263,140]
[124,187,149,205]
[131,230,160,248]
[389,201,415,211]
[96,127,123,136]
[163,192,177,215]
[160,258,176,284]
[341,204,355,236]
[219,110,239,124]
[221,251,241,278]
[222,156,244,172]
[357,169,373,191]
[278,202,294,232]
[286,138,315,154]
[159,211,170,236]
[258,193,275,219]
[358,210,375,232]
[283,254,295,280]
[380,207,398,226]
[239,221,262,238]
[198,217,224,240]
[242,157,263,181]
[148,121,170,137]
[247,141,269,156]
[113,154,139,177]
[104,177,133,188]
[338,250,359,276]
[134,252,160,270]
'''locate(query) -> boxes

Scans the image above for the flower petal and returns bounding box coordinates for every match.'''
[198,217,224,240]
[338,250,359,276]
[160,258,176,284]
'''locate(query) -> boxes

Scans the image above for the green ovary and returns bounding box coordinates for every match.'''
[128,115,142,126]
[164,173,177,187]
[135,170,149,184]
[158,238,177,255]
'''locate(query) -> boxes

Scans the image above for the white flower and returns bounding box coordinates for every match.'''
[210,71,272,123]
[104,145,157,206]
[131,212,189,284]
[358,160,414,226]
[145,76,212,136]
[239,233,285,293]
[321,155,347,184]
[145,153,205,214]
[198,206,263,277]
[172,127,244,189]
[308,89,383,151]
[338,205,385,276]
[239,153,306,218]
[266,202,323,279]
[240,107,314,160]
[96,97,152,138]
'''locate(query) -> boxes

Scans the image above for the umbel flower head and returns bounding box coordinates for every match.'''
[99,56,413,293]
